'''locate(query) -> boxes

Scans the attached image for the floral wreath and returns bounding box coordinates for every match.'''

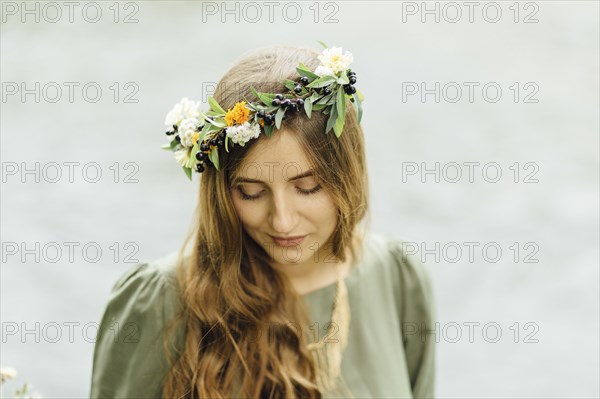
[162,41,364,180]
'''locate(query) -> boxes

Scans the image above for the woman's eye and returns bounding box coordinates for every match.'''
[296,184,322,196]
[237,187,263,201]
[236,185,322,201]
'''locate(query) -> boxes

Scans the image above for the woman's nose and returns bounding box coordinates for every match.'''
[268,190,298,234]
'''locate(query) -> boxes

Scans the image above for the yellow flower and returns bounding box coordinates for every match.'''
[225,101,250,126]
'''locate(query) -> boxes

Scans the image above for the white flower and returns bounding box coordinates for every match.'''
[226,122,261,147]
[178,117,200,148]
[314,65,334,77]
[316,46,354,75]
[164,97,201,127]
[174,148,190,168]
[0,366,17,383]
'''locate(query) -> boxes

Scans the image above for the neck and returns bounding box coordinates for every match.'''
[271,243,354,296]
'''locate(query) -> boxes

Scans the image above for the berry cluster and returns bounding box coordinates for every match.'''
[165,120,226,173]
[344,70,358,94]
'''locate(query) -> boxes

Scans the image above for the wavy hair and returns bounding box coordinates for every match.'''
[161,45,370,398]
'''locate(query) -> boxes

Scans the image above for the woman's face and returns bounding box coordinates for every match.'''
[230,129,338,268]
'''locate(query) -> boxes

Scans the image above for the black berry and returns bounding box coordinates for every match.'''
[344,85,356,94]
[300,76,309,85]
[271,98,281,106]
[196,152,205,161]
[196,163,205,173]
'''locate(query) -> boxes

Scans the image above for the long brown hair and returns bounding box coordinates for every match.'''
[161,45,370,398]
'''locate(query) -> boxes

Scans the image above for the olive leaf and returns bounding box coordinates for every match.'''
[296,65,319,80]
[208,147,220,170]
[208,96,226,114]
[304,97,313,118]
[307,75,337,88]
[352,92,363,123]
[325,105,338,134]
[275,107,286,129]
[264,123,273,138]
[183,166,192,181]
[250,86,276,106]
[317,40,329,49]
[337,74,350,85]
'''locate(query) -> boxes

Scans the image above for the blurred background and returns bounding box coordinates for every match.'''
[1,1,598,397]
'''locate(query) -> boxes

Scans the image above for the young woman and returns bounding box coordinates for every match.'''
[90,44,436,399]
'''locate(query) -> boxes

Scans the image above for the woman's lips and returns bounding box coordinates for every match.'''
[270,235,307,247]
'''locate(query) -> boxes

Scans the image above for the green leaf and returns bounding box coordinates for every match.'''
[275,107,286,129]
[316,93,332,105]
[352,92,363,123]
[250,85,278,106]
[304,97,313,118]
[337,74,349,85]
[356,88,365,102]
[307,75,337,88]
[325,106,338,134]
[208,147,220,170]
[225,134,230,152]
[183,166,192,181]
[284,79,297,91]
[196,130,206,146]
[264,123,273,138]
[208,96,226,114]
[284,79,308,96]
[317,40,329,49]
[333,112,345,137]
[336,88,346,122]
[162,138,179,151]
[208,118,227,128]
[312,103,328,111]
[296,65,319,80]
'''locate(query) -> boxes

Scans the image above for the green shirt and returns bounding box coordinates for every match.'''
[90,232,436,398]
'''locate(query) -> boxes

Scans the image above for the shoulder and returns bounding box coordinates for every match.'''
[366,232,436,318]
[90,251,185,398]
[105,251,183,320]
[110,250,180,293]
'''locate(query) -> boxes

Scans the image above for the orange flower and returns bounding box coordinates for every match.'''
[225,101,250,126]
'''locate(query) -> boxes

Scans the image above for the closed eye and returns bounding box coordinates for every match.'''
[237,185,322,201]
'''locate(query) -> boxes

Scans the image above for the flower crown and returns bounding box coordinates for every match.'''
[162,41,364,180]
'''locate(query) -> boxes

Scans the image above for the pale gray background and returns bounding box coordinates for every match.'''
[1,1,598,397]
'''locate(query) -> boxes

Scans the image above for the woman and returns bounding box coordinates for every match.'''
[90,44,436,398]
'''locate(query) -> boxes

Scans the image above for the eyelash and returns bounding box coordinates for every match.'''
[237,185,322,201]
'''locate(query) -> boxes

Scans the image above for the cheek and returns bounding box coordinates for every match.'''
[232,196,264,228]
[304,193,338,224]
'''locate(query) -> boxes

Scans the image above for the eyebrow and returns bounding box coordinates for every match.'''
[232,169,316,184]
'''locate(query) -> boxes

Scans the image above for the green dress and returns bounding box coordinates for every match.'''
[90,232,436,398]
